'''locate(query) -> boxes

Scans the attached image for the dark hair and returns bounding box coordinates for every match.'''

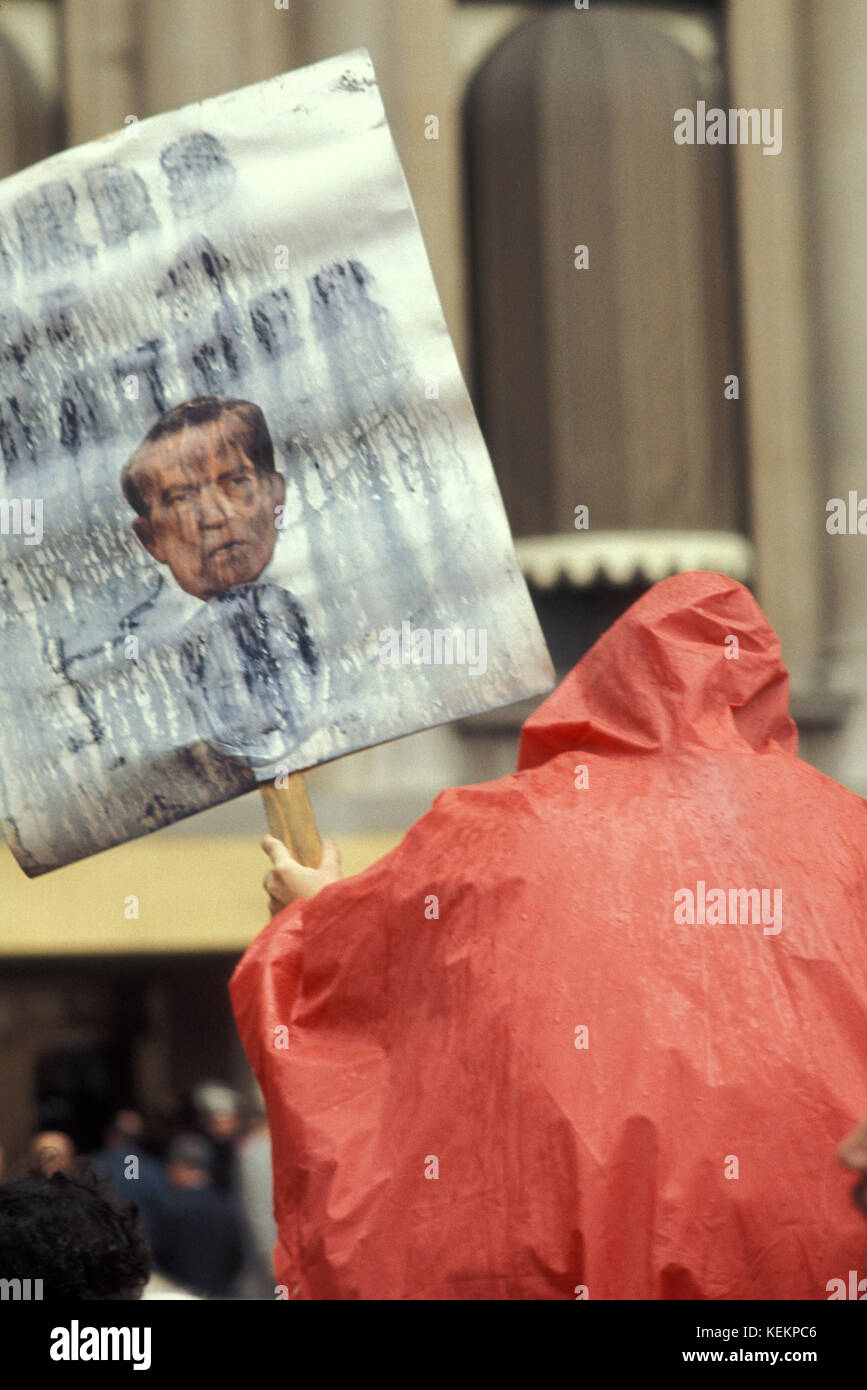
[121,395,276,517]
[0,1167,151,1300]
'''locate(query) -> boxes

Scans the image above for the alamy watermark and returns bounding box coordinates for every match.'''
[0,497,42,545]
[826,491,866,534]
[674,880,783,936]
[674,103,782,157]
[50,1321,151,1370]
[0,1276,43,1300]
[826,1270,867,1299]
[379,621,487,677]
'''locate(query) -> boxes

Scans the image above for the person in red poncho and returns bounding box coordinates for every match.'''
[231,572,867,1300]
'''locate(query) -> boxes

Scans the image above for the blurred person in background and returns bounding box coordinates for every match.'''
[28,1130,75,1177]
[191,1080,243,1195]
[237,1105,278,1298]
[89,1108,167,1247]
[152,1132,244,1299]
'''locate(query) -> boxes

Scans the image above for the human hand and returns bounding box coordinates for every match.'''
[261,833,342,914]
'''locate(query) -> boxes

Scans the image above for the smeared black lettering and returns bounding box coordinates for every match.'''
[249,288,302,359]
[156,237,230,312]
[59,377,106,453]
[13,181,94,276]
[0,219,18,290]
[0,397,39,480]
[156,237,248,392]
[84,164,160,246]
[112,339,169,416]
[160,132,237,218]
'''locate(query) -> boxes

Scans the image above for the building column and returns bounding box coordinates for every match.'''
[291,0,464,362]
[63,0,139,144]
[726,0,823,688]
[806,0,867,792]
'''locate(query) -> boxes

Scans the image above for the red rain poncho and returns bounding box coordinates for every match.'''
[231,572,867,1299]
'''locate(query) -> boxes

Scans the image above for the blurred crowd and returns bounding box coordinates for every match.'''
[0,1081,276,1300]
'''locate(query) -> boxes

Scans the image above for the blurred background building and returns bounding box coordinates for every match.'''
[0,0,864,1180]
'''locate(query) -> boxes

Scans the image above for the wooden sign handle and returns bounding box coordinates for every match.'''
[259,773,322,868]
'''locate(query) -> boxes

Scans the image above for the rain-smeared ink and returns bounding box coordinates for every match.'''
[0,52,552,875]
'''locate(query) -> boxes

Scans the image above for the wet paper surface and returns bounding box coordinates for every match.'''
[0,49,552,875]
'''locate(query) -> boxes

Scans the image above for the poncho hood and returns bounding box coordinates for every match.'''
[518,571,798,768]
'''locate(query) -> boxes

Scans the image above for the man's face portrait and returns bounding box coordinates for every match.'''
[124,399,285,601]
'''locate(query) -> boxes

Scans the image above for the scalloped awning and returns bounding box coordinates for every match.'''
[514,531,754,589]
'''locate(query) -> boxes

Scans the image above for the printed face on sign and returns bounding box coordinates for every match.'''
[123,398,285,600]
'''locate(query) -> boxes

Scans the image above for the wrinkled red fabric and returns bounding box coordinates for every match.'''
[230,572,867,1299]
